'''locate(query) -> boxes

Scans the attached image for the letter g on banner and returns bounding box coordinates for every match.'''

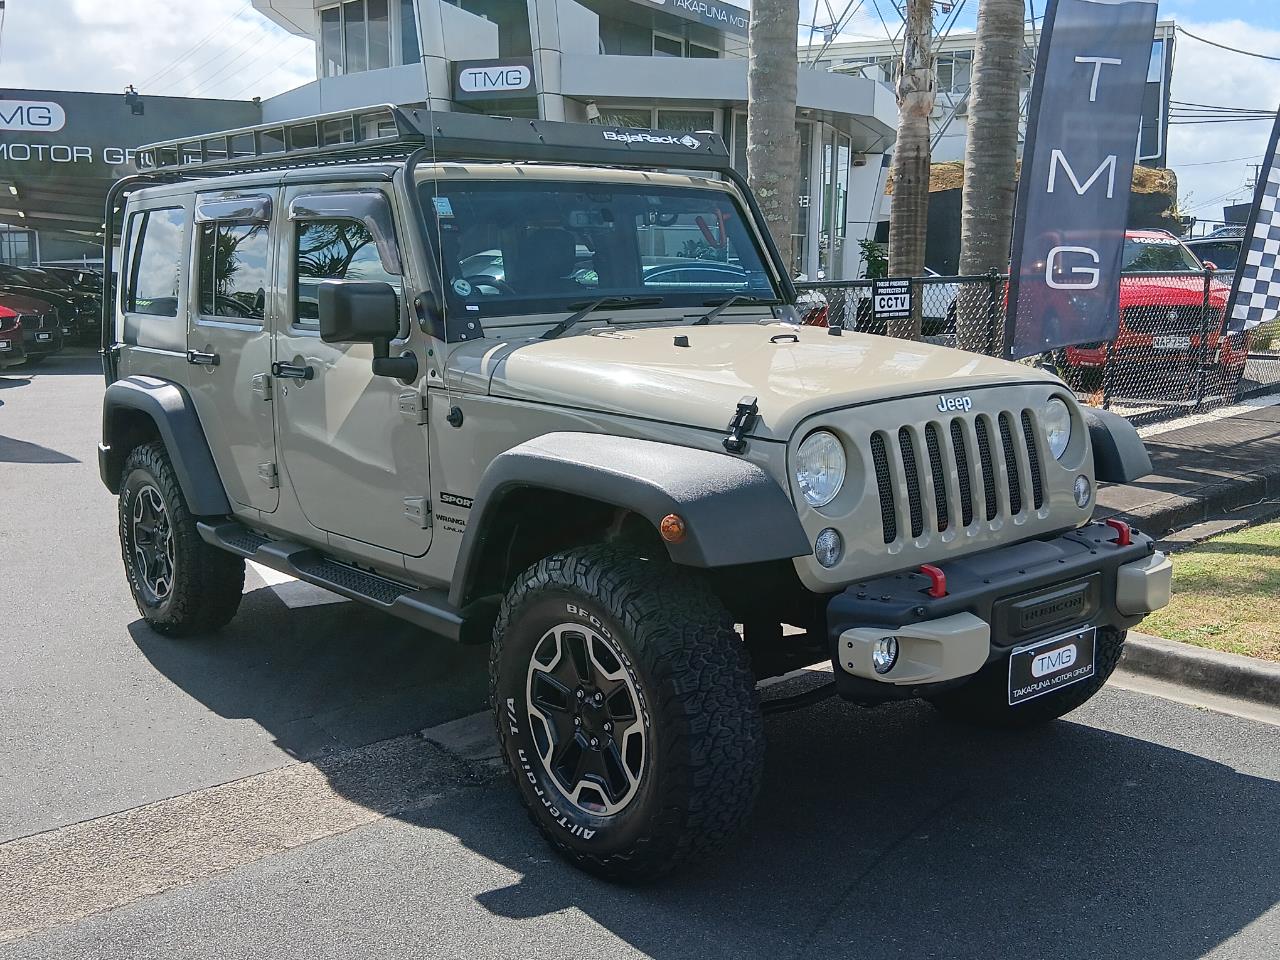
[1046,246,1101,290]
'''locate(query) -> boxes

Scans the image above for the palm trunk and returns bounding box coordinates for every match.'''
[886,0,935,340]
[747,0,800,274]
[957,0,1025,354]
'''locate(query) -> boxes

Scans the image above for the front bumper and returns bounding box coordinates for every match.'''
[22,328,64,357]
[827,521,1170,701]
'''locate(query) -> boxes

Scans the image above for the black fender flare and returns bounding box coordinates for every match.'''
[99,376,232,516]
[449,432,811,607]
[1082,406,1152,484]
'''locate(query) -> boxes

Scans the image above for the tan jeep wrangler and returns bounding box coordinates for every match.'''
[98,106,1171,880]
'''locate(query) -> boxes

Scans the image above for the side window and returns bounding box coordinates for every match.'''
[126,207,188,317]
[197,222,270,321]
[295,218,401,325]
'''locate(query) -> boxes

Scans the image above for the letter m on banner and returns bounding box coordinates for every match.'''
[1004,0,1159,359]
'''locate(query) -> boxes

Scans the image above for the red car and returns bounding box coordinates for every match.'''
[0,305,26,369]
[0,292,63,365]
[1060,230,1243,386]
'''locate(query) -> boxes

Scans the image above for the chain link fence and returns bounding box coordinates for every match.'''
[795,271,1280,428]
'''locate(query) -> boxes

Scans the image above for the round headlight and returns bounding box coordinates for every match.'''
[795,431,846,508]
[1043,398,1072,460]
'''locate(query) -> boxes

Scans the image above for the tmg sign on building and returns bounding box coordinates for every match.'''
[452,60,537,102]
[1005,0,1160,358]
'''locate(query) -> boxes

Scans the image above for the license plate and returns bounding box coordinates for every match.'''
[61,327,72,335]
[35,332,52,342]
[1152,335,1191,350]
[1008,626,1096,706]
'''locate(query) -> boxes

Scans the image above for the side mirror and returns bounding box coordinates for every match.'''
[318,280,399,344]
[317,280,418,381]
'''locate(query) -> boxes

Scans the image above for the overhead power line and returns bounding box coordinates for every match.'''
[139,1,253,89]
[1176,24,1280,63]
[1180,153,1266,168]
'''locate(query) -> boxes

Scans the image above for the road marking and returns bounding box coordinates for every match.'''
[0,736,446,945]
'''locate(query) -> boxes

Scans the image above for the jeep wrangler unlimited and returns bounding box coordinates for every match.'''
[98,106,1171,880]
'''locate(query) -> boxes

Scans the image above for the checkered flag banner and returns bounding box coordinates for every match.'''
[1227,108,1280,332]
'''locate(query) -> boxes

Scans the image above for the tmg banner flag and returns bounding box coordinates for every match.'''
[1225,109,1280,332]
[1005,0,1160,359]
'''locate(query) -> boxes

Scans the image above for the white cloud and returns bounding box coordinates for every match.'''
[1159,18,1280,225]
[0,0,315,102]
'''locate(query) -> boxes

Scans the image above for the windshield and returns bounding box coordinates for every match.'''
[1187,241,1241,271]
[421,179,779,319]
[1121,235,1202,273]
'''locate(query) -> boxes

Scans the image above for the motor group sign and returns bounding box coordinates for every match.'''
[452,59,537,102]
[872,278,913,321]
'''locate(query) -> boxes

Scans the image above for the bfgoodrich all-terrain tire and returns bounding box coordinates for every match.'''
[928,627,1126,728]
[490,546,765,881]
[119,441,244,636]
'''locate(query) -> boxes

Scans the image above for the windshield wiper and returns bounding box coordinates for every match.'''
[692,294,779,325]
[540,296,663,340]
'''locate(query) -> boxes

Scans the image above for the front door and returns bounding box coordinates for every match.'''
[272,183,432,557]
[186,190,279,513]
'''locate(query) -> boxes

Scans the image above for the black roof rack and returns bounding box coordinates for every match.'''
[136,103,734,177]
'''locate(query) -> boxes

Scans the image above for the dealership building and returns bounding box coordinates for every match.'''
[0,0,897,280]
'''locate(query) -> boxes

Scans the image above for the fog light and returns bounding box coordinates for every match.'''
[872,636,898,675]
[1073,474,1092,508]
[815,527,843,568]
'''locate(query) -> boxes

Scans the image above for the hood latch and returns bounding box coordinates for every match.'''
[723,395,759,454]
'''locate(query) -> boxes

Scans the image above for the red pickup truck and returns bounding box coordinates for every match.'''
[1059,229,1243,388]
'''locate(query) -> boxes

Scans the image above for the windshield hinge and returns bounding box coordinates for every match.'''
[723,395,759,454]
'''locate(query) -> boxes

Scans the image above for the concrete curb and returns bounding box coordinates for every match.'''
[1119,632,1280,709]
[1097,466,1280,540]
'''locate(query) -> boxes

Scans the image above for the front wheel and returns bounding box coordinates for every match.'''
[119,441,245,636]
[490,546,765,881]
[928,627,1126,728]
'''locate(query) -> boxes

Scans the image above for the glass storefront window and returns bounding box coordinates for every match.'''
[320,6,342,77]
[598,107,652,129]
[367,0,390,71]
[343,0,367,73]
[653,33,684,57]
[400,0,419,66]
[655,109,715,132]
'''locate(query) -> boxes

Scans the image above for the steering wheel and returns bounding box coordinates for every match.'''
[462,275,515,296]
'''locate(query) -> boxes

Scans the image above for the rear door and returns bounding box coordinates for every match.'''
[185,191,280,513]
[272,182,432,557]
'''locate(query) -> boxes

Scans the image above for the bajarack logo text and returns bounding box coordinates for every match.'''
[603,130,701,150]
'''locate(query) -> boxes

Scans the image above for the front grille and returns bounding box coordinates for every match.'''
[871,407,1048,545]
[1122,304,1218,336]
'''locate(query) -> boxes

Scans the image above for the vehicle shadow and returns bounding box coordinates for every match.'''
[0,434,80,464]
[129,584,489,760]
[132,591,1280,959]
[0,374,31,391]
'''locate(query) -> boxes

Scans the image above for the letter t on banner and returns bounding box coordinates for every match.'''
[1005,0,1159,360]
[1225,108,1280,333]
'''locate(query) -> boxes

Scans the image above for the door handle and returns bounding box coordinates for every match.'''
[271,361,314,381]
[187,349,220,366]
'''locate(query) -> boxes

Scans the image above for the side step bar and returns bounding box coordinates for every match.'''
[197,521,464,641]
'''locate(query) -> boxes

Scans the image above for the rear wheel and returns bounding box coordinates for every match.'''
[928,627,1126,728]
[490,546,764,881]
[119,441,244,636]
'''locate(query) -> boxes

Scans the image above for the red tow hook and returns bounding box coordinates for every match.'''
[919,563,947,598]
[1104,518,1132,546]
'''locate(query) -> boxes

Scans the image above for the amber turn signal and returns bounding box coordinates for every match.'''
[659,514,687,543]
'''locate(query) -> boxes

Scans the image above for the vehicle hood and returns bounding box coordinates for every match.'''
[464,322,1057,440]
[1120,274,1230,306]
[0,292,56,315]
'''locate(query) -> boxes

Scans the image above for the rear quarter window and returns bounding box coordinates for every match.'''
[125,207,188,317]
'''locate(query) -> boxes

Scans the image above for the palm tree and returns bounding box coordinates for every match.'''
[886,0,935,340]
[747,0,800,274]
[957,0,1025,353]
